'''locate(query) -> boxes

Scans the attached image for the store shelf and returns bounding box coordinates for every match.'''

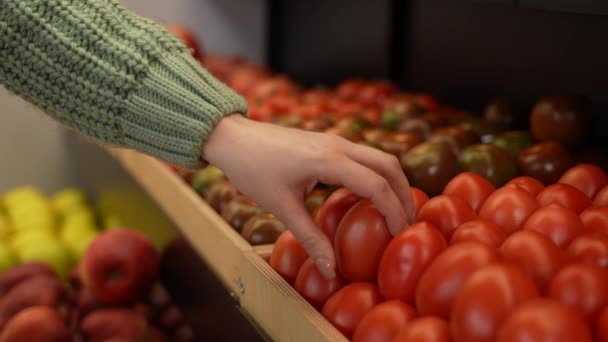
[109,148,346,342]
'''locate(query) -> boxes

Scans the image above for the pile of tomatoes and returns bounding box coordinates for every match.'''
[270,163,608,341]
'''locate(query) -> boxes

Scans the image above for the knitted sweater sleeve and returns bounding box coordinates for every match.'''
[0,0,248,168]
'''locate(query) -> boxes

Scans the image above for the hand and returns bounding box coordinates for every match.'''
[202,115,416,278]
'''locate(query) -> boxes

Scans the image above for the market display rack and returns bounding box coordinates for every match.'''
[109,148,346,342]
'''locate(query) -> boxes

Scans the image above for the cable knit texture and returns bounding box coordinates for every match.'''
[0,0,248,168]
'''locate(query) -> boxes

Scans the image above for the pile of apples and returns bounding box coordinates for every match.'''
[0,229,193,341]
[270,163,608,341]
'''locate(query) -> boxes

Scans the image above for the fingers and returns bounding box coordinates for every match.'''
[317,156,408,236]
[276,195,336,279]
[345,142,416,225]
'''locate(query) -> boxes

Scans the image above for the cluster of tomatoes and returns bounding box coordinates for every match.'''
[270,163,608,341]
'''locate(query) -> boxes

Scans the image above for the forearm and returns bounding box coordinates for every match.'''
[0,0,247,168]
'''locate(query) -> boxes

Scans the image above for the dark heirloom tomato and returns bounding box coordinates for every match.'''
[377,133,421,158]
[596,307,608,341]
[443,172,496,212]
[530,95,591,148]
[352,300,416,342]
[241,213,286,245]
[410,187,429,215]
[362,128,391,144]
[594,185,608,206]
[205,180,238,212]
[484,96,526,131]
[294,258,344,309]
[416,195,476,239]
[450,219,506,248]
[221,196,264,232]
[505,176,545,196]
[415,242,499,318]
[559,164,608,199]
[428,126,480,153]
[459,144,518,188]
[548,263,608,320]
[316,188,360,242]
[523,204,585,249]
[270,231,308,285]
[479,186,539,235]
[580,206,608,235]
[536,183,592,214]
[378,222,447,303]
[335,200,392,282]
[321,283,382,339]
[190,166,225,197]
[500,230,565,291]
[496,298,592,342]
[397,118,434,141]
[394,316,450,342]
[568,233,608,268]
[401,142,462,197]
[491,131,533,157]
[517,141,573,185]
[451,263,539,342]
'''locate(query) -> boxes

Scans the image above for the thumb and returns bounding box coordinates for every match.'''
[277,196,336,279]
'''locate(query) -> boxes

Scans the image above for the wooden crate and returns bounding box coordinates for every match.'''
[110,148,347,342]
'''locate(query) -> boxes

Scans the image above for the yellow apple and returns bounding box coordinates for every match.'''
[17,239,74,279]
[51,188,88,216]
[0,213,13,241]
[0,242,18,272]
[11,230,56,251]
[61,207,96,228]
[2,186,46,207]
[60,222,97,244]
[67,231,98,260]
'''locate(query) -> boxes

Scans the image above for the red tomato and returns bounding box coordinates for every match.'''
[451,263,539,342]
[559,163,608,199]
[594,185,608,206]
[269,231,308,285]
[413,93,441,112]
[567,232,608,268]
[505,176,545,196]
[394,316,450,342]
[443,172,496,212]
[496,298,592,342]
[358,83,396,106]
[411,187,429,214]
[500,230,565,291]
[479,186,539,235]
[360,107,381,126]
[537,183,592,214]
[321,283,382,339]
[596,307,608,342]
[548,263,608,320]
[335,200,392,282]
[523,204,585,248]
[378,222,447,303]
[450,219,507,248]
[336,80,366,100]
[415,242,499,318]
[316,188,360,242]
[294,258,345,309]
[352,300,416,342]
[580,206,608,235]
[417,195,477,239]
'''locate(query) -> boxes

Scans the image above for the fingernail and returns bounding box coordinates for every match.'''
[314,258,336,279]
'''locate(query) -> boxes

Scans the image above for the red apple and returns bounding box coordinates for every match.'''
[0,262,57,294]
[81,308,148,342]
[81,229,159,304]
[0,306,70,342]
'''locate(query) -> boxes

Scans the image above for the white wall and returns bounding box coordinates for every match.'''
[0,0,266,194]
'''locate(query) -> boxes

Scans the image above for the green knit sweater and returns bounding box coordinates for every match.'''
[0,0,248,168]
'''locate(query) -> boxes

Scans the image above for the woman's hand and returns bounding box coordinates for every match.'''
[202,115,416,278]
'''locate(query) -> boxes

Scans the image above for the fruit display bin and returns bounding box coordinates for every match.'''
[109,147,346,342]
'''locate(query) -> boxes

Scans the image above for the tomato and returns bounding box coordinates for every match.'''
[336,80,366,100]
[478,186,539,235]
[352,300,416,342]
[517,141,573,185]
[269,231,308,285]
[394,316,450,342]
[594,185,608,206]
[321,283,382,339]
[450,219,506,248]
[443,172,496,212]
[415,242,498,318]
[294,258,344,309]
[316,188,360,242]
[496,298,592,342]
[567,232,608,268]
[559,164,608,199]
[500,230,565,291]
[451,263,539,342]
[580,206,608,235]
[411,187,429,215]
[536,183,592,214]
[530,95,591,148]
[522,204,585,248]
[505,176,545,196]
[378,222,447,303]
[417,195,476,239]
[548,263,608,321]
[596,307,608,342]
[335,200,392,282]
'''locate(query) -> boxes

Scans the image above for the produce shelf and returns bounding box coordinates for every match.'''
[109,148,346,342]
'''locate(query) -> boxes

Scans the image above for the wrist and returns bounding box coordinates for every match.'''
[201,113,250,166]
